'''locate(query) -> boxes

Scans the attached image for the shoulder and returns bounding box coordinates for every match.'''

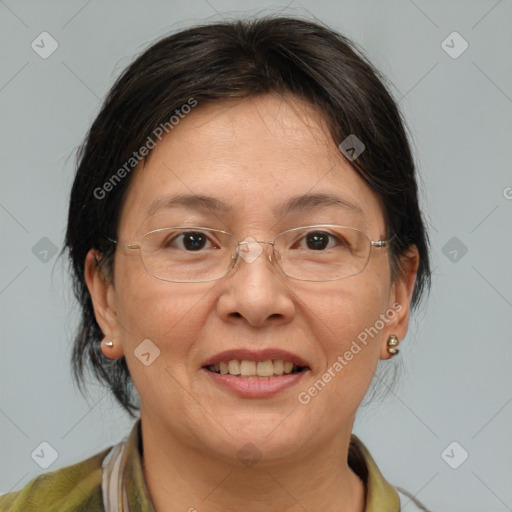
[0,446,111,512]
[348,434,432,511]
[396,487,432,511]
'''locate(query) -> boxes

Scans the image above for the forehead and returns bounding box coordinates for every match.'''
[118,94,384,235]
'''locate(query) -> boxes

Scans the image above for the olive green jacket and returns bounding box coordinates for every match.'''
[0,419,427,511]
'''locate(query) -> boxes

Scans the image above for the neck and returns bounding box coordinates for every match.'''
[139,415,365,512]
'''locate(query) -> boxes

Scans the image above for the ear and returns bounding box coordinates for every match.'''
[84,249,124,359]
[380,245,420,359]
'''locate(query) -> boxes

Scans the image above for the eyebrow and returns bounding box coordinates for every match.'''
[146,192,365,218]
[277,192,365,218]
[146,194,232,217]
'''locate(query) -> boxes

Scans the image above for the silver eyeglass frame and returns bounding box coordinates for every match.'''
[107,224,395,283]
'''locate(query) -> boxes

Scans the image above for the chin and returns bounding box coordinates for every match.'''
[194,410,313,466]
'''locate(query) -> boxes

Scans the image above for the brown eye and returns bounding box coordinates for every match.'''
[305,231,330,250]
[180,232,209,251]
[291,230,351,252]
[163,231,213,251]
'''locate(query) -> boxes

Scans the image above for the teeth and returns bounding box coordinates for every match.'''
[240,360,256,376]
[257,360,274,377]
[283,361,293,374]
[228,360,241,375]
[274,360,284,375]
[208,359,303,377]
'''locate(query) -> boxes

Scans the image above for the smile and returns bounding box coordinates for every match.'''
[206,359,306,378]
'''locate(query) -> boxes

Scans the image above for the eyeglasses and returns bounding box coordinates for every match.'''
[108,225,394,283]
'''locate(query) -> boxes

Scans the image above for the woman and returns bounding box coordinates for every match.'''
[0,16,431,512]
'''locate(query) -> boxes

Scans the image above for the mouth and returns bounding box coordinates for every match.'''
[201,349,310,398]
[204,359,308,378]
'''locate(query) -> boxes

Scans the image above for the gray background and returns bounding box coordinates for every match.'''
[1,1,511,510]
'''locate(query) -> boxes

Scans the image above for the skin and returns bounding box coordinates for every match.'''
[85,93,419,512]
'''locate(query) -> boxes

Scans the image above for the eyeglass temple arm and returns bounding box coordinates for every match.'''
[105,237,140,250]
[371,234,396,248]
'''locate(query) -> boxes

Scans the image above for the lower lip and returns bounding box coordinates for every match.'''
[202,368,308,398]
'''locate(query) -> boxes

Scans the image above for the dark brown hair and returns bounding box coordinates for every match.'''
[64,16,431,417]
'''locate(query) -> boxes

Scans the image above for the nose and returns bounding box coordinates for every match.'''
[236,238,275,266]
[215,239,295,328]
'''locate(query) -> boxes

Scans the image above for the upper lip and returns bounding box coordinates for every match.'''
[202,349,310,369]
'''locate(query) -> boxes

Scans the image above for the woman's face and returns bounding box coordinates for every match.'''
[87,94,417,463]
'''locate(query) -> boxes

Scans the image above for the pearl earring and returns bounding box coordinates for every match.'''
[386,335,400,356]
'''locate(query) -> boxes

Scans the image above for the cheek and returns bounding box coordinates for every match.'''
[312,271,389,352]
[299,274,390,414]
[114,263,214,363]
[113,270,218,422]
